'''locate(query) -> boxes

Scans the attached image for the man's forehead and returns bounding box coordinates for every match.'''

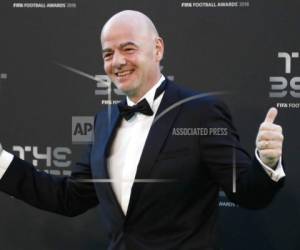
[102,21,145,39]
[101,27,146,49]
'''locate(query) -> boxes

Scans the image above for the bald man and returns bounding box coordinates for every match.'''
[0,10,285,250]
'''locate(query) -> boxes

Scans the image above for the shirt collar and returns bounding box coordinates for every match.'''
[127,75,165,107]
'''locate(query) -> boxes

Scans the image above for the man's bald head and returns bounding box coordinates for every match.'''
[101,10,159,43]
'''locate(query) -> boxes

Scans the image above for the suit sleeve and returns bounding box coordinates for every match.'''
[0,110,102,218]
[197,98,285,209]
[0,142,99,217]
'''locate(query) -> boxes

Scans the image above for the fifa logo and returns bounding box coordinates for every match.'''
[269,52,300,98]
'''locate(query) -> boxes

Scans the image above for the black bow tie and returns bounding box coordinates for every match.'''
[118,98,153,121]
[118,80,167,121]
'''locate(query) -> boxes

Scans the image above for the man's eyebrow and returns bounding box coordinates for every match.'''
[102,42,139,54]
[119,41,139,48]
[102,48,113,54]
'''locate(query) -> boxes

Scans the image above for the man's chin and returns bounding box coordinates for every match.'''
[115,81,137,94]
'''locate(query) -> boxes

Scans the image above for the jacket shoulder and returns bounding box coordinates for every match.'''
[169,80,227,109]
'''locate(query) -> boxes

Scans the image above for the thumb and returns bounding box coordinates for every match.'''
[264,107,278,123]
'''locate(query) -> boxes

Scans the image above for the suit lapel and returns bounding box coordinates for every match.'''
[126,81,182,217]
[96,104,126,219]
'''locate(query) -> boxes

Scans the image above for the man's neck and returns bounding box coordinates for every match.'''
[128,74,163,103]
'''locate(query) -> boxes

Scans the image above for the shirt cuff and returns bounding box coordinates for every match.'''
[0,150,14,179]
[255,148,285,182]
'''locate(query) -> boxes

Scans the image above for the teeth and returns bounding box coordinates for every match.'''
[116,70,132,77]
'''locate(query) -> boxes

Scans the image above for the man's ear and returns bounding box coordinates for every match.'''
[155,37,164,61]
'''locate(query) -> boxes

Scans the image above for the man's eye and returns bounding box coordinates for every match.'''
[124,47,135,53]
[103,53,112,60]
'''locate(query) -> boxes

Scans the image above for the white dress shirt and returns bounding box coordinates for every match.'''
[0,74,285,215]
[107,75,165,214]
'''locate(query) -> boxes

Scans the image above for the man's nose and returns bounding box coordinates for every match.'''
[112,51,126,68]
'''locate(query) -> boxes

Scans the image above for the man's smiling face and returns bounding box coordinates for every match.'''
[101,11,164,102]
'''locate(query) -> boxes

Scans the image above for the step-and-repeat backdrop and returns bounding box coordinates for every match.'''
[0,1,299,249]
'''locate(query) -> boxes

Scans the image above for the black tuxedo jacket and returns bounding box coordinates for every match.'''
[0,80,284,250]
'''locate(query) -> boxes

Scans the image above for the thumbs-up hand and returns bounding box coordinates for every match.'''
[256,107,284,168]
